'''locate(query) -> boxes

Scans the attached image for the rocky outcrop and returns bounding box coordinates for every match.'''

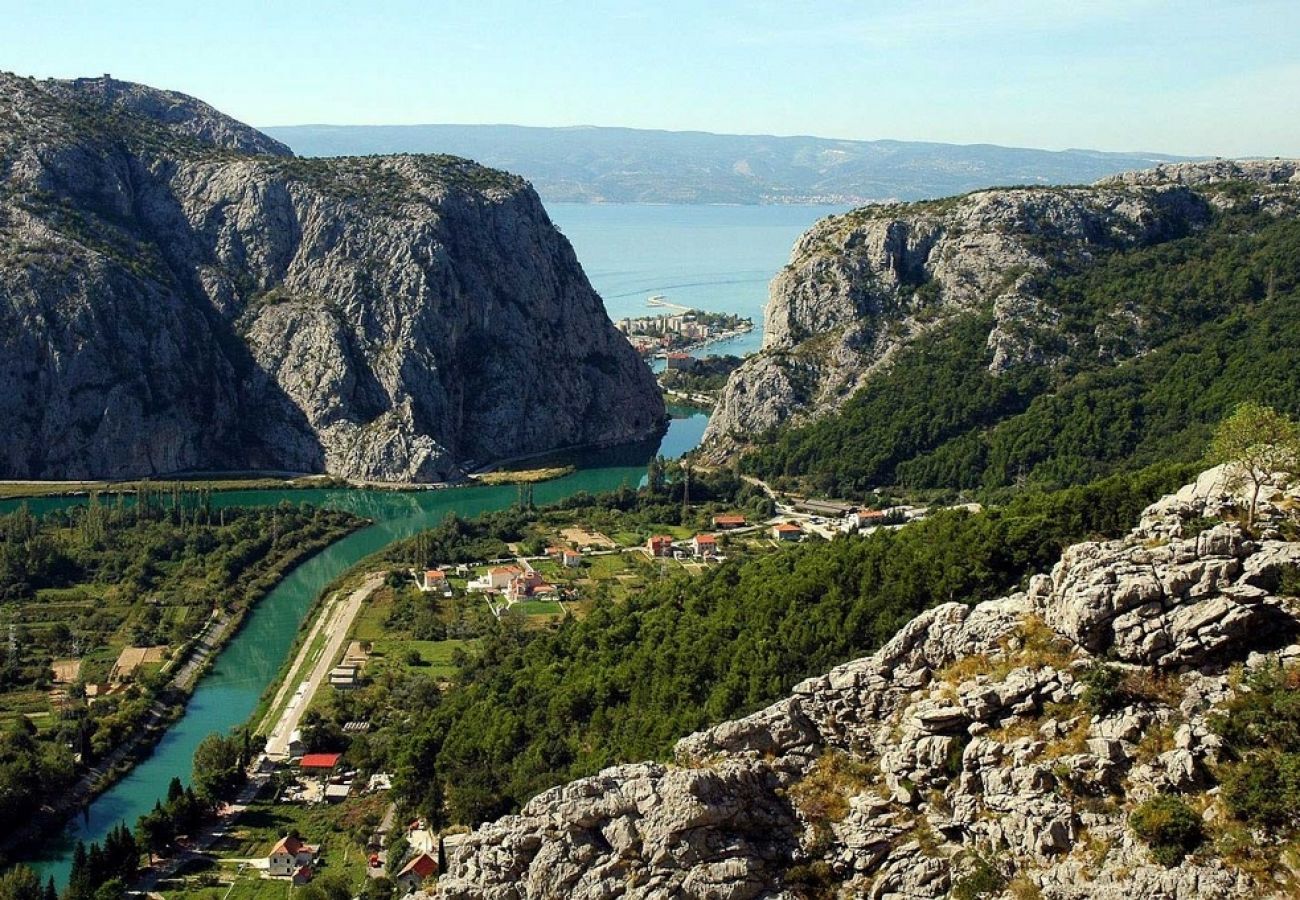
[428,469,1300,899]
[0,73,663,481]
[703,160,1300,457]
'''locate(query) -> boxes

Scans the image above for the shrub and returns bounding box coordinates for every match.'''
[951,854,1008,899]
[1080,663,1126,715]
[1129,796,1203,865]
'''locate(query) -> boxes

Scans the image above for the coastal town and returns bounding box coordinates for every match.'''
[616,301,753,359]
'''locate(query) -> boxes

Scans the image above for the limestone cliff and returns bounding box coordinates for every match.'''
[429,467,1300,899]
[0,73,663,481]
[702,160,1300,456]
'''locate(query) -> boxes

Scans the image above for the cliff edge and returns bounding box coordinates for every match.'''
[0,73,663,481]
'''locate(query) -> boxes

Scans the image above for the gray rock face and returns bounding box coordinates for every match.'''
[0,73,663,481]
[702,159,1300,457]
[429,470,1300,899]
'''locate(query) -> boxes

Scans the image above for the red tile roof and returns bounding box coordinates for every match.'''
[400,852,439,879]
[424,569,446,580]
[774,522,802,533]
[299,752,342,769]
[694,534,717,544]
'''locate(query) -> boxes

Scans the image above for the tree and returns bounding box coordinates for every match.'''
[0,866,44,900]
[1209,402,1300,527]
[191,732,244,802]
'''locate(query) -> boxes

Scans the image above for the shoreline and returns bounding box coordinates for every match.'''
[4,519,366,866]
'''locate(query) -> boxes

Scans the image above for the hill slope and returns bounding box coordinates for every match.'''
[432,467,1300,899]
[0,74,663,481]
[263,123,1192,205]
[703,160,1300,495]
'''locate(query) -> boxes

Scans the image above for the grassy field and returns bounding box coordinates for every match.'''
[370,638,477,679]
[161,791,386,899]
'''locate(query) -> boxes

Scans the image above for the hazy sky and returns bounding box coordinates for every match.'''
[3,0,1297,157]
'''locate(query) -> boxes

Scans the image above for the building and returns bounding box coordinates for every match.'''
[287,729,305,758]
[268,835,318,877]
[507,570,556,602]
[395,852,439,895]
[329,665,359,689]
[843,509,889,532]
[712,514,746,530]
[548,546,583,568]
[420,569,453,596]
[468,565,523,593]
[796,499,855,517]
[691,534,718,558]
[647,535,675,557]
[665,352,697,372]
[772,522,803,542]
[299,752,342,773]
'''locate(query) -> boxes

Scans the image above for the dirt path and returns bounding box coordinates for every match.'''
[264,573,382,759]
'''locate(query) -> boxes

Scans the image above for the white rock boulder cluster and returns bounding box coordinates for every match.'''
[427,468,1300,899]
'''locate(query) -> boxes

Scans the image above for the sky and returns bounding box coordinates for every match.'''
[2,0,1297,157]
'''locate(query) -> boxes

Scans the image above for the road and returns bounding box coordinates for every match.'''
[264,573,383,759]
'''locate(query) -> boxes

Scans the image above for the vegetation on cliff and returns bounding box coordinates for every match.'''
[741,209,1300,498]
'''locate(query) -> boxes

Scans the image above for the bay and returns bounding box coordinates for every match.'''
[546,203,848,358]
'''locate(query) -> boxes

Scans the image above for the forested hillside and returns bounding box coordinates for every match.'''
[740,194,1300,498]
[388,464,1193,825]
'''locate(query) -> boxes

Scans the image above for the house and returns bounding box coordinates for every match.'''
[469,565,523,593]
[324,782,352,803]
[647,535,675,557]
[299,752,342,772]
[395,852,439,894]
[548,546,583,568]
[712,514,746,530]
[843,509,889,532]
[772,522,803,542]
[507,570,556,602]
[691,534,718,558]
[287,729,305,758]
[268,835,318,877]
[420,569,453,596]
[665,352,697,372]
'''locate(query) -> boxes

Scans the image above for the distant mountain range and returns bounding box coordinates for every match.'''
[262,123,1196,204]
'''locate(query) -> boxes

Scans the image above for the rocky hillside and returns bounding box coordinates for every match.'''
[429,467,1300,899]
[0,73,662,481]
[703,160,1300,475]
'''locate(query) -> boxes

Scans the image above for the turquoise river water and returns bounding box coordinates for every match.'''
[20,411,707,885]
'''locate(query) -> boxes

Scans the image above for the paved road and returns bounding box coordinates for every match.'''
[264,573,383,759]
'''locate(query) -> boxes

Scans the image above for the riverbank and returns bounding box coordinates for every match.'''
[0,513,364,864]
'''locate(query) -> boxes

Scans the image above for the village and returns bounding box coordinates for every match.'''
[142,487,947,898]
[616,305,753,359]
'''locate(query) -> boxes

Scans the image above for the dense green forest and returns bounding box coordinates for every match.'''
[743,209,1300,497]
[386,463,1193,826]
[0,495,361,850]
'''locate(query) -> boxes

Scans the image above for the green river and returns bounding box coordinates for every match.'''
[17,409,708,885]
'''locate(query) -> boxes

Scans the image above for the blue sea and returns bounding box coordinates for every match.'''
[545,203,849,357]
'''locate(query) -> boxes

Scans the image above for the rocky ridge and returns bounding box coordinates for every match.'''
[0,73,663,481]
[702,159,1300,454]
[428,467,1300,899]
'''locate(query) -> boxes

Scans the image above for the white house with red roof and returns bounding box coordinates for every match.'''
[268,835,318,877]
[691,534,718,558]
[772,522,803,542]
[419,569,453,596]
[468,565,523,593]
